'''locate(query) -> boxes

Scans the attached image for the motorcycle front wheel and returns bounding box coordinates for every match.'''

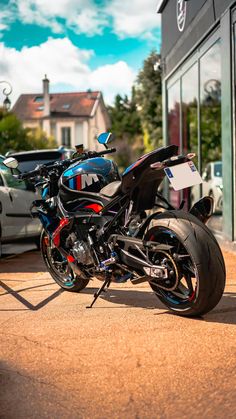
[40,230,90,292]
[144,211,225,317]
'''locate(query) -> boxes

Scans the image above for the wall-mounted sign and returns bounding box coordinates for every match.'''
[177,0,187,32]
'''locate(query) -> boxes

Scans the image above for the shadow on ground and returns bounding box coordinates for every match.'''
[95,288,236,324]
[0,251,46,273]
[1,275,236,324]
[0,280,63,311]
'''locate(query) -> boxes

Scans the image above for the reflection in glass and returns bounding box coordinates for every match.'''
[182,64,199,207]
[182,64,198,166]
[168,81,180,147]
[200,40,222,171]
[200,40,222,231]
[167,81,181,207]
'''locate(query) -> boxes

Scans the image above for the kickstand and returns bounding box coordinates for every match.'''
[86,275,111,309]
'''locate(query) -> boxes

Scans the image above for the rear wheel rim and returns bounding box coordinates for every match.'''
[147,228,198,309]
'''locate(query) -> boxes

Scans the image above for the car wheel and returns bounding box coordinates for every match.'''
[34,236,41,250]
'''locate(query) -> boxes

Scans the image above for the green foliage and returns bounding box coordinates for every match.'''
[108,51,164,169]
[0,108,56,155]
[108,90,143,171]
[200,93,221,169]
[136,51,163,149]
[182,89,222,171]
[108,90,142,139]
[27,127,57,150]
[0,108,29,154]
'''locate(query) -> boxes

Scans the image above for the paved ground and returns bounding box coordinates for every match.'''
[2,242,37,257]
[0,248,236,419]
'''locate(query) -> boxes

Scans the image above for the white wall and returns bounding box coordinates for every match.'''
[75,122,84,147]
[88,103,108,151]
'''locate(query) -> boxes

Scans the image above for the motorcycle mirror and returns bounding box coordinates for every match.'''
[97,132,113,145]
[3,157,19,169]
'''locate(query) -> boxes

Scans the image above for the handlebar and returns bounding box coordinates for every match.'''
[18,147,117,180]
[19,168,41,180]
[72,147,116,164]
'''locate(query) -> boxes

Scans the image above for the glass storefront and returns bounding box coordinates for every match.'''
[166,34,223,231]
[200,40,222,231]
[182,63,199,208]
[167,81,180,148]
[167,81,181,207]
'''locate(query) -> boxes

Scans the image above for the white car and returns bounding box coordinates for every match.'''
[0,155,41,255]
[192,161,223,213]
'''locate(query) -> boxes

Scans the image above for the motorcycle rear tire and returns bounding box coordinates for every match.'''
[40,230,90,292]
[144,211,225,317]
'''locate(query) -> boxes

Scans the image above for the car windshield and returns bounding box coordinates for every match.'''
[214,163,222,178]
[17,158,60,172]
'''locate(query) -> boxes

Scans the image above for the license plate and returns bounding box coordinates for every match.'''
[164,161,203,191]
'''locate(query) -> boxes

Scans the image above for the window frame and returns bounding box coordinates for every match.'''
[61,126,71,147]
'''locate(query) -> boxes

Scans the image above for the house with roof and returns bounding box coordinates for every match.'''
[13,76,110,151]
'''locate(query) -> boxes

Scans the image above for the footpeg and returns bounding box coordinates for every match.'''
[99,252,117,270]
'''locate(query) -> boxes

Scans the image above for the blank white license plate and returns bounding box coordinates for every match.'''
[164,161,203,191]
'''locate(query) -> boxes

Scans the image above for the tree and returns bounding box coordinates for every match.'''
[136,51,163,151]
[108,90,143,170]
[27,127,56,150]
[0,108,56,155]
[0,108,30,154]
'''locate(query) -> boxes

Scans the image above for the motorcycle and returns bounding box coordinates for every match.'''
[4,132,226,316]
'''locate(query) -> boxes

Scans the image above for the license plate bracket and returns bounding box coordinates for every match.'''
[164,161,203,191]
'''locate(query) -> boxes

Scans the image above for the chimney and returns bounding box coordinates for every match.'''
[43,74,50,117]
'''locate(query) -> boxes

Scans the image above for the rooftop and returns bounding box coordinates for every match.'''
[13,91,101,120]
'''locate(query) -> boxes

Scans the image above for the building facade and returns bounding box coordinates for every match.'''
[13,77,110,152]
[157,0,236,241]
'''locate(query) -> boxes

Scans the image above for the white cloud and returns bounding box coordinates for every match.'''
[5,0,160,39]
[13,0,106,36]
[0,8,15,32]
[90,62,136,104]
[0,38,136,106]
[106,0,161,38]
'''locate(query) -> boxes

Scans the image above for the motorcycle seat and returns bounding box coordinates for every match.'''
[100,181,122,198]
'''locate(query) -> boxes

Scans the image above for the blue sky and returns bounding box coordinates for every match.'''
[0,0,161,105]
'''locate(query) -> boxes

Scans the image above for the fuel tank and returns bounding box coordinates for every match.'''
[60,157,120,201]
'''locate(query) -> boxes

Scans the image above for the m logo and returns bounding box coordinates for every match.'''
[82,174,99,189]
[177,0,187,32]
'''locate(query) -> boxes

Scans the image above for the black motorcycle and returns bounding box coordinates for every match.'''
[4,133,225,316]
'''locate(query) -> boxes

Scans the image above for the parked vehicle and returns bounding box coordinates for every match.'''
[191,161,223,213]
[3,133,226,316]
[203,161,223,212]
[6,147,74,173]
[0,155,41,256]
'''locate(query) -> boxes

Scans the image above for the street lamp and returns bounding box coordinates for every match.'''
[0,80,12,111]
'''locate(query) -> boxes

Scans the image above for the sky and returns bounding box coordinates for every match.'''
[0,0,161,106]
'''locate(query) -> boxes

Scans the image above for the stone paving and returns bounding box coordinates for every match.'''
[0,249,236,419]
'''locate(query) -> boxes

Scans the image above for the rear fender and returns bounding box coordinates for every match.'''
[189,196,214,224]
[136,201,213,239]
